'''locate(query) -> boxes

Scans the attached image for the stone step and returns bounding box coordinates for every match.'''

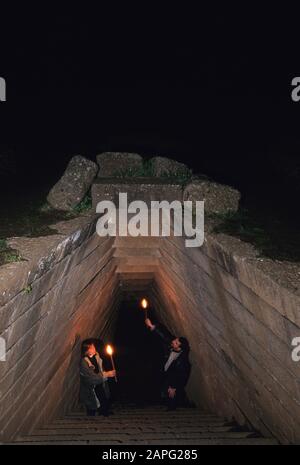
[114,237,162,248]
[12,438,278,445]
[121,438,278,446]
[15,431,263,442]
[116,257,160,267]
[117,265,159,274]
[65,408,215,415]
[59,412,223,418]
[60,413,224,420]
[114,247,162,258]
[55,422,227,428]
[118,272,155,279]
[33,425,234,434]
[120,281,154,291]
[61,416,226,423]
[15,406,278,445]
[12,440,121,445]
[57,414,228,422]
[13,436,278,446]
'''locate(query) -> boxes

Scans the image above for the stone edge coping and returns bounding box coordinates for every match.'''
[93,177,185,185]
[168,220,300,327]
[0,213,98,308]
[0,210,299,325]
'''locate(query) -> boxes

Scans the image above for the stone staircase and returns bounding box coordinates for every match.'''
[13,405,278,445]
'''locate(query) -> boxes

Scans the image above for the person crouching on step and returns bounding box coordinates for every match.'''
[79,339,116,416]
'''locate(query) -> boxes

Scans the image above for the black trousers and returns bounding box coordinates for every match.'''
[85,383,111,416]
[161,377,185,410]
[86,408,97,416]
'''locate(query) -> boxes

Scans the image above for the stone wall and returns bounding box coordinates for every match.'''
[148,230,300,444]
[1,210,300,444]
[0,215,120,441]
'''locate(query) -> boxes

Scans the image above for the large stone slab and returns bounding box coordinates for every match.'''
[91,177,183,208]
[47,156,98,211]
[96,152,143,177]
[150,156,192,178]
[183,179,240,214]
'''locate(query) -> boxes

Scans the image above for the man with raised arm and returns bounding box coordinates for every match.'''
[145,318,191,410]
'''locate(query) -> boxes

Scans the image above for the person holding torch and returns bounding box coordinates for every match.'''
[79,339,115,416]
[145,318,191,411]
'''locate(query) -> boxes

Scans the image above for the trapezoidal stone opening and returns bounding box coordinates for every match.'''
[0,212,299,444]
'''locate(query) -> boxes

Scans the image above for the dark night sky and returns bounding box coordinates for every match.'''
[1,7,300,202]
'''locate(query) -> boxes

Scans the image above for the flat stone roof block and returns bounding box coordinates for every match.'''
[150,156,192,178]
[96,152,143,177]
[91,178,183,208]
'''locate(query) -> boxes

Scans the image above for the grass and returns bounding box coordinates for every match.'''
[0,198,89,242]
[114,159,155,178]
[0,239,23,266]
[72,193,92,214]
[211,208,300,262]
[161,167,193,185]
[0,192,93,267]
[23,284,33,294]
[0,239,6,250]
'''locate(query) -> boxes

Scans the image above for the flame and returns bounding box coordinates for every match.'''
[141,298,148,309]
[106,344,113,356]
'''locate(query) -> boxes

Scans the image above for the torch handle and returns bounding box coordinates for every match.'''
[110,355,118,383]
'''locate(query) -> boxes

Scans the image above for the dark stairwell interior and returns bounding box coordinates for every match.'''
[112,298,165,406]
[11,292,277,446]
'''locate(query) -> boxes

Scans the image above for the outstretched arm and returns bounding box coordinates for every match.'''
[145,318,156,331]
[145,318,172,345]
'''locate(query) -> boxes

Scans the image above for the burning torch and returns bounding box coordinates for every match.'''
[140,298,149,320]
[106,344,118,383]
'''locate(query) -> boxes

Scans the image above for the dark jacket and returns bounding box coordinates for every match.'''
[152,325,191,391]
[79,354,105,410]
